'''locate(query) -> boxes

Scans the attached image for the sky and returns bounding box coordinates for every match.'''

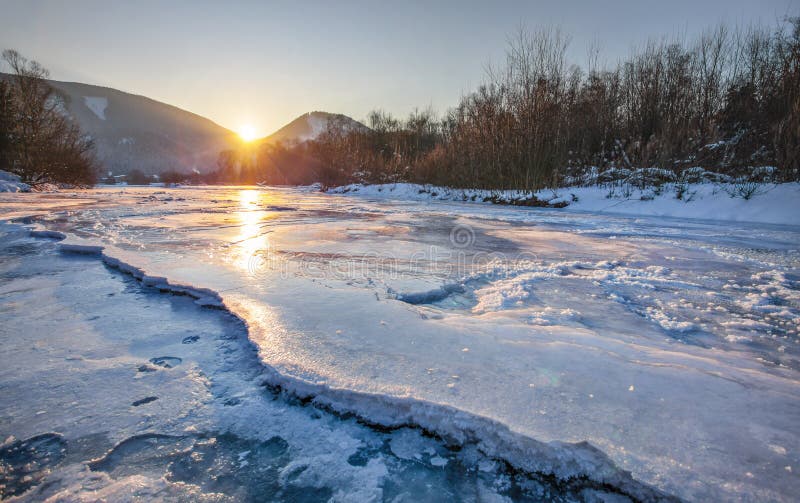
[0,0,796,138]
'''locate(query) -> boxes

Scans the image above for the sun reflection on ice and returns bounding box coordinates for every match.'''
[234,189,270,274]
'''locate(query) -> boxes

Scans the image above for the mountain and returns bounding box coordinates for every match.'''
[3,73,366,176]
[264,111,367,144]
[42,79,241,175]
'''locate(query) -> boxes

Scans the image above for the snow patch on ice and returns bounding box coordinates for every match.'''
[473,275,536,313]
[741,271,800,317]
[527,307,580,326]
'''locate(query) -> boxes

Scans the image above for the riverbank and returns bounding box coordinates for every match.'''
[326,181,800,226]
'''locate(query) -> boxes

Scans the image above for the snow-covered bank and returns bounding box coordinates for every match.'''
[0,170,31,192]
[327,182,800,226]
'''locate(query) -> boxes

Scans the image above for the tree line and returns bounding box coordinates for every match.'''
[0,50,97,186]
[212,18,798,191]
[4,17,796,192]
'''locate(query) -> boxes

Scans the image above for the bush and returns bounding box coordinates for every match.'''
[727,178,762,200]
[126,169,151,185]
[160,170,188,185]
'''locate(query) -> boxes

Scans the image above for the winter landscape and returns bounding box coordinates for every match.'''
[1,2,800,502]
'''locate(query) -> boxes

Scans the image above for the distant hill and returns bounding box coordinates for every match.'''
[40,79,241,175]
[264,111,367,144]
[2,74,366,176]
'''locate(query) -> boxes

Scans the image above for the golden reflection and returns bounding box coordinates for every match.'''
[234,189,269,273]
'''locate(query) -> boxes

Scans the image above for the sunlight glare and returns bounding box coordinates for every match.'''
[238,124,258,142]
[235,189,269,274]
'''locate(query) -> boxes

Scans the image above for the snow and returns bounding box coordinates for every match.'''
[1,185,799,501]
[0,170,30,192]
[327,181,800,226]
[83,96,108,120]
[295,112,363,141]
[301,112,331,141]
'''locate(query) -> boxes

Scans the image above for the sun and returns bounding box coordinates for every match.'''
[238,124,258,142]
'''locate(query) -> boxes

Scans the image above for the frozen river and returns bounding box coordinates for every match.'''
[1,186,799,501]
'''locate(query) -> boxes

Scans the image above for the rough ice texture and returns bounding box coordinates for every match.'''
[1,186,799,502]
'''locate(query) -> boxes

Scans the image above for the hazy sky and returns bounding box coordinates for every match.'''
[0,0,796,137]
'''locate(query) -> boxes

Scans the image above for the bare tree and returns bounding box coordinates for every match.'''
[0,79,15,172]
[2,49,97,185]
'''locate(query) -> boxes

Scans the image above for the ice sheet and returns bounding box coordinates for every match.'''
[2,186,799,501]
[1,225,605,502]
